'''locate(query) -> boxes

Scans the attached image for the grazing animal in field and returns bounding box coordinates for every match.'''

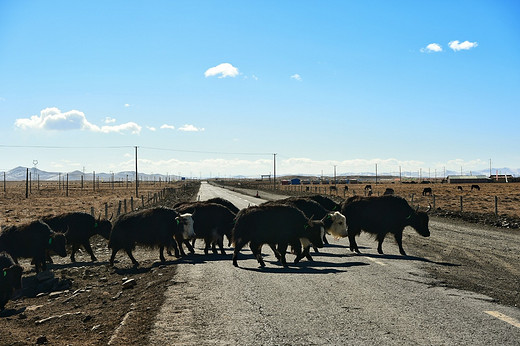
[0,220,67,272]
[42,212,112,262]
[383,188,395,195]
[457,186,463,191]
[175,202,236,255]
[232,205,325,268]
[341,195,431,256]
[364,185,372,190]
[108,207,194,267]
[0,251,23,310]
[422,187,433,196]
[471,184,480,191]
[344,186,349,192]
[329,186,337,193]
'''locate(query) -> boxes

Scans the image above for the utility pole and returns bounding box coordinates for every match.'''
[334,165,337,186]
[273,153,277,190]
[375,164,378,185]
[135,146,139,197]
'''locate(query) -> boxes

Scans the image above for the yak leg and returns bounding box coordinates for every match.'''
[70,244,78,262]
[376,233,387,254]
[184,239,195,254]
[394,232,407,256]
[204,237,212,255]
[169,237,181,258]
[109,248,119,266]
[232,239,247,267]
[250,242,265,267]
[159,246,166,262]
[269,243,281,262]
[348,229,361,253]
[278,243,289,267]
[83,241,97,262]
[323,234,329,245]
[217,236,226,255]
[125,248,139,267]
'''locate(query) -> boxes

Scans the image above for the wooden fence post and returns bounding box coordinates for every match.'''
[432,194,436,210]
[117,201,122,216]
[105,203,108,219]
[130,197,134,211]
[460,196,463,212]
[90,206,95,217]
[495,196,498,216]
[124,199,127,214]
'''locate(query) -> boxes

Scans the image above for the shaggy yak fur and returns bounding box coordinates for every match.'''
[341,195,430,256]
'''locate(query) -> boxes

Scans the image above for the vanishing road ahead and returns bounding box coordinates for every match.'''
[151,181,520,345]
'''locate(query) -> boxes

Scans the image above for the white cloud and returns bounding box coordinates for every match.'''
[160,124,175,130]
[252,74,258,80]
[147,126,156,131]
[290,74,302,81]
[421,43,443,53]
[14,107,142,134]
[178,124,205,132]
[449,40,478,51]
[124,104,131,107]
[204,63,239,78]
[104,117,116,124]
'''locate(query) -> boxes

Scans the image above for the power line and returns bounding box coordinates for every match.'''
[0,144,133,149]
[139,146,272,156]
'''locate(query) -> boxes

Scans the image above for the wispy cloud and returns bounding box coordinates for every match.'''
[204,63,239,78]
[146,126,156,131]
[104,117,116,124]
[160,124,175,130]
[421,43,443,53]
[124,103,131,107]
[449,40,478,51]
[178,124,205,132]
[290,74,302,81]
[14,107,142,134]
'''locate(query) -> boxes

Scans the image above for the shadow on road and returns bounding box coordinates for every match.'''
[358,253,459,267]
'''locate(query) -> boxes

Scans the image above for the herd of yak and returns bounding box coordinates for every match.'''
[0,192,431,310]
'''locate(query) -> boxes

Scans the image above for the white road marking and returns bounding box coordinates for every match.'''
[484,311,520,328]
[366,257,387,266]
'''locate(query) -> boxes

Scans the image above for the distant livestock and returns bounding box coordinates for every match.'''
[175,202,236,255]
[457,186,463,191]
[42,212,112,262]
[471,184,481,191]
[0,220,67,272]
[422,187,433,196]
[0,251,23,310]
[232,205,325,268]
[108,207,194,267]
[341,195,431,256]
[364,185,372,191]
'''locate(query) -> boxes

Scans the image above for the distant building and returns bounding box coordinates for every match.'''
[446,175,491,184]
[491,174,514,183]
[290,178,301,185]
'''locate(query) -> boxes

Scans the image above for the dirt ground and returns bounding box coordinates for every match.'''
[0,179,519,345]
[0,182,200,345]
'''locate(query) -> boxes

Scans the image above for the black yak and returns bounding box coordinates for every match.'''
[341,195,430,256]
[175,202,236,255]
[0,251,23,310]
[0,220,67,272]
[232,205,325,268]
[108,207,194,267]
[42,212,112,262]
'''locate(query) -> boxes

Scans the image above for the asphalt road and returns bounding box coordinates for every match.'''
[150,182,520,345]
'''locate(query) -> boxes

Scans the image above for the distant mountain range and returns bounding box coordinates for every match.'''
[3,166,174,182]
[2,166,518,181]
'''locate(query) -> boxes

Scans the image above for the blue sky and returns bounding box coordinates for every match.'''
[0,1,519,178]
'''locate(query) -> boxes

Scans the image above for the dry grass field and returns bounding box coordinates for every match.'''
[277,181,520,219]
[0,180,176,227]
